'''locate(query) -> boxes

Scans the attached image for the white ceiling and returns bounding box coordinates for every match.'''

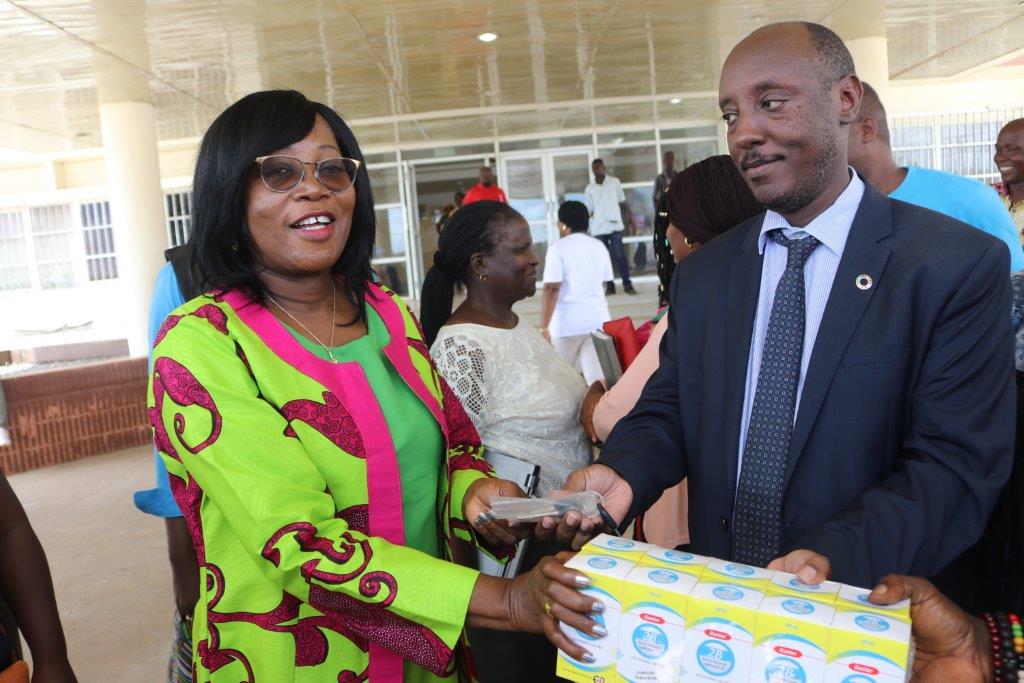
[1,0,1022,155]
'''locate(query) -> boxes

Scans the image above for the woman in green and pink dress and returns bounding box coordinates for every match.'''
[148,90,601,682]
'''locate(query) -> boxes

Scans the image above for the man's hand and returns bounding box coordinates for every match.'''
[869,575,991,683]
[767,549,831,585]
[579,382,606,445]
[535,464,633,550]
[463,478,530,546]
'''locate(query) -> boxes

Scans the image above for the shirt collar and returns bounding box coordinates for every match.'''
[758,169,865,256]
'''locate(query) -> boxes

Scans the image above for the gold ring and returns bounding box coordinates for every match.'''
[543,600,552,617]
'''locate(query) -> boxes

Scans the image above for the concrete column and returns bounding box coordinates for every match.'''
[99,101,167,357]
[847,35,891,106]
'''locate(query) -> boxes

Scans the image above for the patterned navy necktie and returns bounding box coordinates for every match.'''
[732,230,821,567]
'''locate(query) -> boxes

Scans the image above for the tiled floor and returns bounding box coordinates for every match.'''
[10,445,170,682]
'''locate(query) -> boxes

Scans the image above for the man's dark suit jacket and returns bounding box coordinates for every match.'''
[599,181,1015,588]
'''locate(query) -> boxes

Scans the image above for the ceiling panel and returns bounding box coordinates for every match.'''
[0,0,1020,157]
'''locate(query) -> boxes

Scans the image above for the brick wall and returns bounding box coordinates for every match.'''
[0,358,150,474]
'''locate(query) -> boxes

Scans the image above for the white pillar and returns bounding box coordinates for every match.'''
[847,35,891,107]
[99,101,167,357]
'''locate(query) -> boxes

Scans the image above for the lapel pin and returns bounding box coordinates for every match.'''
[855,274,873,291]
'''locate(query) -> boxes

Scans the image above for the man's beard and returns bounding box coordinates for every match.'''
[763,125,840,215]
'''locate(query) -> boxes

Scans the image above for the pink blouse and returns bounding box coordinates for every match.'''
[592,314,689,548]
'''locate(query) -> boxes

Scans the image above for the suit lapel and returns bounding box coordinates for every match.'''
[723,220,765,498]
[784,185,894,485]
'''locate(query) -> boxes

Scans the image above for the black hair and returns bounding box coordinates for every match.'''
[557,200,590,233]
[858,81,890,144]
[592,158,605,166]
[667,155,764,247]
[653,192,673,307]
[189,89,375,310]
[419,201,524,346]
[801,22,856,87]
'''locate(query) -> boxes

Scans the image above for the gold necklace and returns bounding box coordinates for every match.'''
[266,280,339,363]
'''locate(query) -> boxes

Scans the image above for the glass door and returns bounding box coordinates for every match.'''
[500,149,592,277]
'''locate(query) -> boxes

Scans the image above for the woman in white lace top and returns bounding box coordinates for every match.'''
[421,201,591,496]
[420,201,591,683]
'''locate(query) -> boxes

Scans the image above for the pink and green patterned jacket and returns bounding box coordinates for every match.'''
[149,282,507,682]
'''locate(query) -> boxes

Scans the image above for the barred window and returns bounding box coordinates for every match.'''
[80,201,118,281]
[165,191,192,247]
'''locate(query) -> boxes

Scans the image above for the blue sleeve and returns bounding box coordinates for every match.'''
[133,262,187,518]
[968,185,1024,272]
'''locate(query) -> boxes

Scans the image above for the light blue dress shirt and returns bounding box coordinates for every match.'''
[736,171,865,484]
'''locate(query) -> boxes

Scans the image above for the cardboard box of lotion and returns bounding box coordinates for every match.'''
[642,547,712,579]
[824,609,913,683]
[751,595,835,683]
[765,571,842,606]
[587,534,657,563]
[555,552,636,683]
[681,581,764,683]
[617,564,699,682]
[701,559,774,591]
[834,584,911,622]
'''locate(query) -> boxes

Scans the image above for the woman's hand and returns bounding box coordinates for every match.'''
[507,552,606,664]
[463,478,530,546]
[579,381,606,445]
[869,575,991,683]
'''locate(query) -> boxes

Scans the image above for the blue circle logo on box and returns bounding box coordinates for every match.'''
[665,550,694,563]
[606,539,635,549]
[696,640,735,676]
[713,586,744,601]
[765,656,806,683]
[782,599,815,616]
[855,614,890,632]
[576,612,606,642]
[632,624,668,660]
[648,570,679,584]
[789,578,819,591]
[840,676,875,683]
[587,557,617,570]
[724,563,756,577]
[856,594,871,605]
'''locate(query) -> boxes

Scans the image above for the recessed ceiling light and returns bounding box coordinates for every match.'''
[669,97,682,104]
[478,32,498,43]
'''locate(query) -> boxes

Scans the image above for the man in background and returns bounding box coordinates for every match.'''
[996,118,1024,243]
[461,166,507,205]
[585,158,636,295]
[653,150,677,211]
[847,82,1024,272]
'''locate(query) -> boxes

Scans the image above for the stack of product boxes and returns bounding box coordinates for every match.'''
[555,535,912,683]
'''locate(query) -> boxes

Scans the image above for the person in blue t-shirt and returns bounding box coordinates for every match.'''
[133,249,196,683]
[848,82,1024,272]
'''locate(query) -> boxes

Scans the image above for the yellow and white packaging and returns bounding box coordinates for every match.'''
[752,596,835,683]
[824,609,912,683]
[835,584,911,622]
[587,534,657,563]
[766,571,841,606]
[643,547,712,578]
[617,564,699,683]
[701,559,774,590]
[681,581,764,682]
[556,552,636,683]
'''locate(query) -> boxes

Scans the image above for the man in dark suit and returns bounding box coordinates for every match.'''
[541,21,1015,590]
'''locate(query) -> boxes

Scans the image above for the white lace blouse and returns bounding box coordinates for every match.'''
[431,319,592,495]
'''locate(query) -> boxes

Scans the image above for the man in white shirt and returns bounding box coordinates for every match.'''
[540,200,614,384]
[585,159,637,295]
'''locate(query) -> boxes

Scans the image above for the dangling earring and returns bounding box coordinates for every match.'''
[231,240,239,251]
[478,273,487,281]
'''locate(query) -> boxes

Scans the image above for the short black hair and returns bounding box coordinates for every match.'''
[557,200,589,233]
[592,158,605,166]
[801,22,856,87]
[858,81,890,144]
[189,89,374,309]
